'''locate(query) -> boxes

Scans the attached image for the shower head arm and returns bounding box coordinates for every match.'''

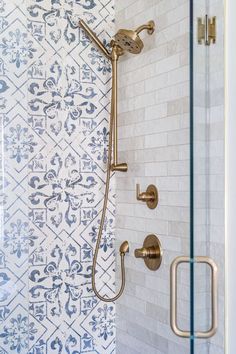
[79,20,112,60]
[135,20,155,35]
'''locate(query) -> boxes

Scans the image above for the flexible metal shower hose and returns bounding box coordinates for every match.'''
[91,84,126,303]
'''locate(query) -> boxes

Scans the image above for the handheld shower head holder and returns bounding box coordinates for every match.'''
[110,40,124,57]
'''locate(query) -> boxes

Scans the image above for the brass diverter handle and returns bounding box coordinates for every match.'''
[135,246,159,259]
[136,184,158,209]
[135,234,163,271]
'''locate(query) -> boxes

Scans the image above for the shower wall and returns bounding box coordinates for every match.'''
[0,1,116,353]
[115,1,190,353]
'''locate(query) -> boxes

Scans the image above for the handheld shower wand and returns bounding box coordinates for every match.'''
[79,20,111,60]
[79,19,155,302]
[80,19,128,172]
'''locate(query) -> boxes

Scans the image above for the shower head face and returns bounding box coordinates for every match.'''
[114,29,144,54]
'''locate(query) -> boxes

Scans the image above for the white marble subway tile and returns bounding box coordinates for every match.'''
[115,0,224,353]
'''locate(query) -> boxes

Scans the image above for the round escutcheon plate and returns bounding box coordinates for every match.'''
[146,185,159,209]
[143,234,163,271]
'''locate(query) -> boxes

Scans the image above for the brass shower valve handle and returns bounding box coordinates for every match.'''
[135,246,158,259]
[136,184,158,209]
[136,184,154,201]
[134,234,163,271]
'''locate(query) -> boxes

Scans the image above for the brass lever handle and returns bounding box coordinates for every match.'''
[136,184,158,209]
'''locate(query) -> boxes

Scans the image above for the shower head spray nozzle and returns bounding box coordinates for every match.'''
[114,29,144,54]
[114,20,155,54]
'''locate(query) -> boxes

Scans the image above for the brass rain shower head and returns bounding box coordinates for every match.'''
[114,20,155,54]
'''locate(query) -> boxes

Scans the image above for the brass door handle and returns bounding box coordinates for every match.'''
[170,256,218,338]
[136,184,158,209]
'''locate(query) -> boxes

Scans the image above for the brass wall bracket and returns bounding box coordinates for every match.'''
[134,234,163,271]
[136,184,158,209]
[198,15,216,46]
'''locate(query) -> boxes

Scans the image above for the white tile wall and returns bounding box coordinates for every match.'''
[115,0,225,353]
[115,1,190,353]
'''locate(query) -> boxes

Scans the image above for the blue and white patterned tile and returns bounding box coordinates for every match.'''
[4,110,46,174]
[29,237,92,326]
[44,326,82,354]
[27,56,65,136]
[80,331,97,353]
[80,206,115,252]
[26,0,91,56]
[0,251,25,308]
[77,118,109,172]
[0,0,16,24]
[0,77,24,115]
[80,302,116,354]
[0,15,44,81]
[0,169,19,215]
[4,214,36,263]
[27,0,63,56]
[0,302,46,353]
[3,208,46,270]
[0,0,115,352]
[27,55,106,146]
[28,147,100,234]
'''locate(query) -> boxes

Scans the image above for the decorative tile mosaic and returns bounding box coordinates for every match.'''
[0,1,115,353]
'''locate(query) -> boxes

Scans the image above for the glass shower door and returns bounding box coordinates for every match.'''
[170,1,224,353]
[191,0,225,352]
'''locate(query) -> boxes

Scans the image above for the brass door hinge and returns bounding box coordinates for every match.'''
[198,15,216,45]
